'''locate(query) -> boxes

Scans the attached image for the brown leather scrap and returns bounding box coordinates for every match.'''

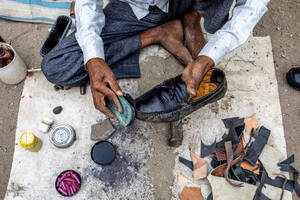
[215,141,243,161]
[177,174,200,188]
[215,148,227,161]
[179,187,204,200]
[244,114,259,135]
[191,152,207,180]
[224,141,243,187]
[212,144,247,177]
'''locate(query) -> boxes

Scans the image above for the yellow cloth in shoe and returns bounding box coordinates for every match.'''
[191,70,218,102]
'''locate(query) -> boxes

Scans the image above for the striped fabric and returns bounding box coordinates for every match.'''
[0,0,72,24]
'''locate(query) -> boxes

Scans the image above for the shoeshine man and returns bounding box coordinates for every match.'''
[42,0,269,120]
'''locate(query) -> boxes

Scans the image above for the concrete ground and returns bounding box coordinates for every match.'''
[0,0,300,199]
[4,36,291,200]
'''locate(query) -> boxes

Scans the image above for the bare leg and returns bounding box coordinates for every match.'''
[140,21,191,147]
[184,10,206,59]
[140,20,193,66]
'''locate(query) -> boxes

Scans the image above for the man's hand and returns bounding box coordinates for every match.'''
[87,58,123,120]
[182,55,215,98]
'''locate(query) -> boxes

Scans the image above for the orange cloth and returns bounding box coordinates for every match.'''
[191,70,218,102]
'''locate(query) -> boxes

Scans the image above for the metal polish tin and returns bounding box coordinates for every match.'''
[49,124,76,148]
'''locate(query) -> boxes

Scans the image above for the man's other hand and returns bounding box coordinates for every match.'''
[182,55,214,98]
[86,58,123,120]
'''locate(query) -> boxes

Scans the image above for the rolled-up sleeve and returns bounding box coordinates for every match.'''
[75,0,105,64]
[198,0,270,65]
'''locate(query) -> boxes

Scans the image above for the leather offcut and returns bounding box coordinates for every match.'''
[191,152,207,180]
[217,117,245,148]
[216,140,243,161]
[229,166,247,182]
[224,141,243,187]
[207,193,213,200]
[244,114,259,135]
[177,174,200,188]
[201,139,216,158]
[222,117,243,129]
[244,126,270,166]
[179,156,194,170]
[265,176,294,192]
[253,171,271,200]
[179,187,204,200]
[276,154,300,197]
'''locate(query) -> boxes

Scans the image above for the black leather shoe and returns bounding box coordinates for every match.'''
[286,67,300,90]
[134,68,227,122]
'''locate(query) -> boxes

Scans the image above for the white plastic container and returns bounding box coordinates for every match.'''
[39,117,54,133]
[0,43,27,85]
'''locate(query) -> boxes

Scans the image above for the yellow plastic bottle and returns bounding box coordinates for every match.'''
[19,132,42,152]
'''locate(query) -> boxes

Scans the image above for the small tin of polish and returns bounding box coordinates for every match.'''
[50,124,76,148]
[91,141,116,165]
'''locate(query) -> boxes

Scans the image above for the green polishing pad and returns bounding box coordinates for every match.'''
[106,95,135,126]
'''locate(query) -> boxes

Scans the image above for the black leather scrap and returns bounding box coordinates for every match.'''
[294,177,300,197]
[244,169,260,185]
[278,154,294,166]
[293,170,300,197]
[235,128,255,158]
[229,166,246,182]
[211,156,224,168]
[277,155,300,197]
[253,193,270,200]
[253,171,271,200]
[279,165,296,173]
[201,139,216,158]
[207,193,213,200]
[278,155,296,173]
[217,117,245,148]
[265,176,294,192]
[178,157,193,170]
[222,117,242,128]
[244,126,270,166]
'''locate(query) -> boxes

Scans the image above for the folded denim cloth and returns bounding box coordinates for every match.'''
[134,68,227,122]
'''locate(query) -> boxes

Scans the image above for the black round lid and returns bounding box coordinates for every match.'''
[91,141,116,165]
